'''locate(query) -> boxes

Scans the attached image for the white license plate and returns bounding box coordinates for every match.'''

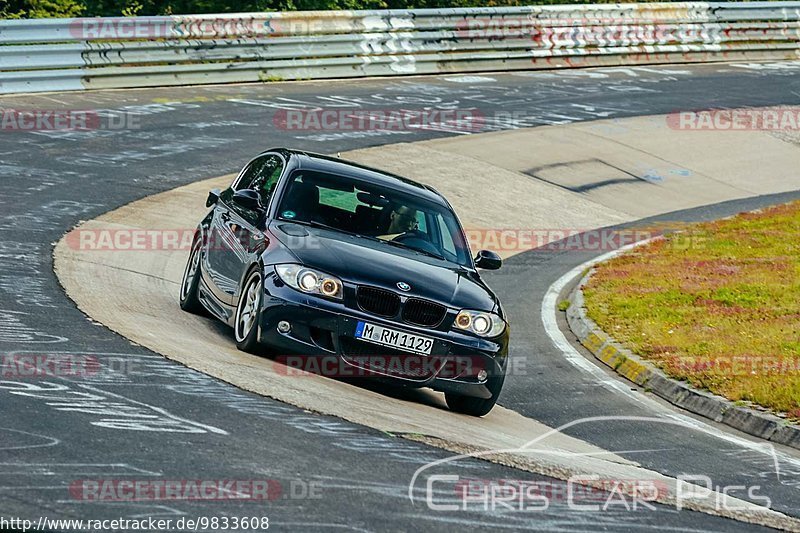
[354,321,434,355]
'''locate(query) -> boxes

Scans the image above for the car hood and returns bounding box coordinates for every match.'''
[269,222,497,311]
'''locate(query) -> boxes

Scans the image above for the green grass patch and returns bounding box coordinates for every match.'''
[583,201,800,418]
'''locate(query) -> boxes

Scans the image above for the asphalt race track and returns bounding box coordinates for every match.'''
[2,62,800,531]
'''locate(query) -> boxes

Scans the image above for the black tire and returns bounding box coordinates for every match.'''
[234,268,264,354]
[179,235,205,315]
[445,369,505,417]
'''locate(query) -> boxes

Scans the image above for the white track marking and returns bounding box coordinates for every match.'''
[541,242,800,469]
[77,384,229,435]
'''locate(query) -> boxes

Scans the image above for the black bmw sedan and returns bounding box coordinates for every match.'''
[179,148,509,416]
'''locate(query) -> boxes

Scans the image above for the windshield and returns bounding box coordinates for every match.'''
[277,169,471,267]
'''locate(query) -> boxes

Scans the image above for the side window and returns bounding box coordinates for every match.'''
[436,214,456,256]
[235,161,258,191]
[415,212,427,233]
[235,154,284,206]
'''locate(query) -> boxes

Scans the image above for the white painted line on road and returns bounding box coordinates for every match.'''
[541,242,649,402]
[77,383,230,436]
[541,241,800,470]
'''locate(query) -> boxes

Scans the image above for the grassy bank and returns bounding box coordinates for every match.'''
[583,201,800,418]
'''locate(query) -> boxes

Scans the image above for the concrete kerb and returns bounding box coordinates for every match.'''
[565,268,800,451]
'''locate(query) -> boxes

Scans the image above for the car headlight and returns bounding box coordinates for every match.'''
[453,309,506,337]
[275,264,343,300]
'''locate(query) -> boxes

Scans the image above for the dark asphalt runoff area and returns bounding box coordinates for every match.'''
[0,61,799,531]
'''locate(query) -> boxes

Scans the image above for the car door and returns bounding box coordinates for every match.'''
[204,153,284,306]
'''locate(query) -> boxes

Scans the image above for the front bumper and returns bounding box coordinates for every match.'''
[258,271,508,399]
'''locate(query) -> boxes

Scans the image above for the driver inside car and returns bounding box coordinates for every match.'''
[377,205,418,240]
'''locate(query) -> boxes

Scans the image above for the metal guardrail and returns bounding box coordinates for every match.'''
[0,2,798,94]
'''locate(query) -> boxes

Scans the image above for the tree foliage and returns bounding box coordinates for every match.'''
[0,0,742,19]
[2,0,84,18]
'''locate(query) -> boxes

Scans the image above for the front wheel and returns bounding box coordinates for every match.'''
[234,268,264,353]
[179,235,205,315]
[445,369,505,417]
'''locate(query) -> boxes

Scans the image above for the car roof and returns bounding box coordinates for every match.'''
[263,148,449,206]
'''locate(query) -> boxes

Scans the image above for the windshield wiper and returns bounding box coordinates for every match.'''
[306,219,350,233]
[286,219,444,260]
[382,239,444,260]
[292,219,362,238]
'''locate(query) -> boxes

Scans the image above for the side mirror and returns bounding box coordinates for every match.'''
[475,250,502,270]
[206,188,221,207]
[232,189,263,211]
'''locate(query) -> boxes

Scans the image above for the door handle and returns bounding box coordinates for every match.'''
[220,211,231,222]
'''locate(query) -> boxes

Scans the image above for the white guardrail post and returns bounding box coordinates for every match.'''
[0,2,799,94]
